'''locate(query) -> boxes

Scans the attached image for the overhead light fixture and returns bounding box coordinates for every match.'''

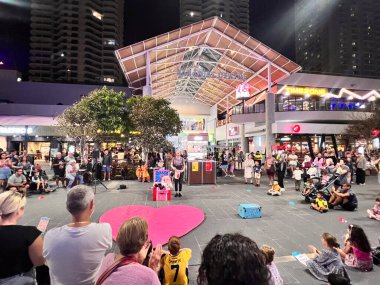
[190,11,194,17]
[280,137,291,142]
[0,61,4,65]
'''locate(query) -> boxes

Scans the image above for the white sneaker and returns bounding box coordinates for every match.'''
[280,188,285,192]
[360,183,366,186]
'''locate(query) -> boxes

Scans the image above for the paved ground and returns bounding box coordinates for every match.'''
[18,163,380,284]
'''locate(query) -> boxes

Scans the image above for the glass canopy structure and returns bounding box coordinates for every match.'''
[115,17,301,112]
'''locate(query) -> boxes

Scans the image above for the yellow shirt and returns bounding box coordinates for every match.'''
[272,184,281,192]
[161,248,192,285]
[316,198,328,208]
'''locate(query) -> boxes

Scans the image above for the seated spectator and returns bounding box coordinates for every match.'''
[260,245,283,285]
[302,178,316,197]
[161,236,192,285]
[96,217,162,285]
[267,180,282,196]
[320,170,331,188]
[18,155,33,177]
[0,191,44,283]
[65,160,84,189]
[336,224,373,271]
[43,185,112,284]
[311,191,329,213]
[197,233,270,285]
[7,168,30,196]
[0,159,12,190]
[367,197,380,221]
[327,273,351,285]
[307,164,318,178]
[329,184,358,211]
[31,170,48,193]
[306,233,348,282]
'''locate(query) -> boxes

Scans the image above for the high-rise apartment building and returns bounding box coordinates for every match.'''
[29,0,124,84]
[295,0,380,78]
[180,0,250,34]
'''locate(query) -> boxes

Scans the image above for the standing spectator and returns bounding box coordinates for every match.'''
[197,233,270,285]
[355,153,367,185]
[287,151,298,176]
[253,161,262,187]
[244,154,254,184]
[0,191,45,283]
[220,150,229,177]
[44,185,112,285]
[0,159,12,190]
[228,154,235,177]
[293,166,303,191]
[237,150,244,169]
[52,152,65,187]
[260,245,283,285]
[265,156,276,186]
[313,153,324,174]
[276,159,287,191]
[254,151,263,166]
[102,149,112,181]
[96,217,161,285]
[171,150,186,197]
[161,236,192,285]
[345,156,354,184]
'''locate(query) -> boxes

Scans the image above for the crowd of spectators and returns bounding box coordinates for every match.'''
[1,184,379,284]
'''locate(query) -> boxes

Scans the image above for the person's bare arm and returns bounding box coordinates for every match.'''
[28,236,45,266]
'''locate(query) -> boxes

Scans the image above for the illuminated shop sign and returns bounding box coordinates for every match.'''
[0,127,33,134]
[228,126,239,136]
[284,86,328,96]
[236,83,252,99]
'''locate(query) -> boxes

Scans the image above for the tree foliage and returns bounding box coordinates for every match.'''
[126,96,182,151]
[57,86,130,144]
[345,112,380,140]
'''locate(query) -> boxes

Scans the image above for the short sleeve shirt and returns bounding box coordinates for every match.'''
[161,248,192,285]
[0,225,41,278]
[7,174,26,185]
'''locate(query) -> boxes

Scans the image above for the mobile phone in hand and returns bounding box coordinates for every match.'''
[37,217,50,235]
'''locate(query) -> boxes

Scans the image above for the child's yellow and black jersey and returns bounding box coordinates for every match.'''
[316,197,328,208]
[161,248,192,285]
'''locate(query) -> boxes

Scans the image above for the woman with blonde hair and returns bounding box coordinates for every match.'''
[96,217,162,285]
[0,191,44,284]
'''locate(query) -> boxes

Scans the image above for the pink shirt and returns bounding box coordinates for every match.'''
[353,247,372,262]
[98,253,160,285]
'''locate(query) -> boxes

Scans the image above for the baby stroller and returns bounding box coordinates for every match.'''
[303,175,338,203]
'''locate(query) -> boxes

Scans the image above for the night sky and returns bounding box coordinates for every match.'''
[0,0,296,80]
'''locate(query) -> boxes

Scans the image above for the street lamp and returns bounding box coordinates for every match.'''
[0,61,4,65]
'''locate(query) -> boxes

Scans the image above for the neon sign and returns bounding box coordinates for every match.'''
[284,86,328,96]
[0,127,33,134]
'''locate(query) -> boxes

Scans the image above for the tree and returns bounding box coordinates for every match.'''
[345,112,380,141]
[126,96,182,151]
[57,86,130,157]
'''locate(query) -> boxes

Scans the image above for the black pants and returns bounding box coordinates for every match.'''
[174,172,184,192]
[356,168,366,184]
[277,173,285,188]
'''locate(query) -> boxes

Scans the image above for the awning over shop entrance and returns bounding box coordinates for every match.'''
[116,17,301,112]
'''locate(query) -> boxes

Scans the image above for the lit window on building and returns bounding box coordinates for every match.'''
[352,42,356,46]
[368,26,371,30]
[104,39,116,46]
[103,77,114,83]
[350,13,355,17]
[352,54,356,57]
[92,10,103,20]
[353,65,357,69]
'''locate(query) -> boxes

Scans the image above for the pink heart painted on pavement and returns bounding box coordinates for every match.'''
[99,205,205,246]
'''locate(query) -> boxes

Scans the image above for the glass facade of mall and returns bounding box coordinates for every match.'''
[231,95,378,115]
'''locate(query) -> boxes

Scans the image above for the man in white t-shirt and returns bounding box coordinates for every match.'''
[288,151,298,175]
[43,185,112,285]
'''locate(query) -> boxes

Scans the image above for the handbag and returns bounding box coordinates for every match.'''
[95,256,137,285]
